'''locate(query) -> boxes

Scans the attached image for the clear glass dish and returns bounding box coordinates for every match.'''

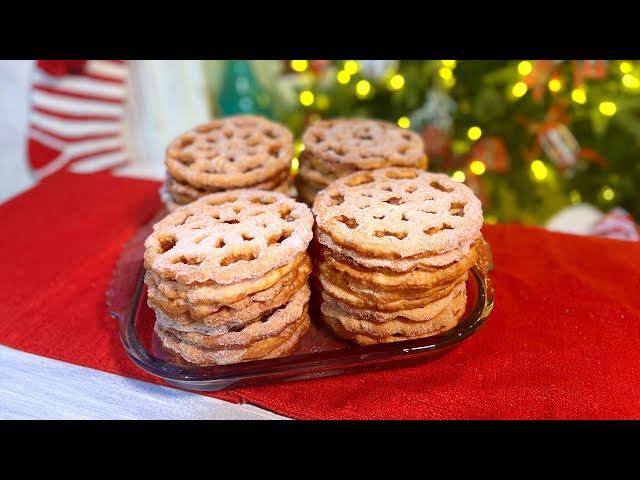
[107,221,494,392]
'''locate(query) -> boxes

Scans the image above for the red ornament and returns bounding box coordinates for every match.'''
[310,60,330,76]
[37,60,87,77]
[524,60,555,102]
[573,60,608,87]
[469,137,510,173]
[422,126,451,158]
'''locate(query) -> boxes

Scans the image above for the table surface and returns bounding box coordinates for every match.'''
[0,344,284,420]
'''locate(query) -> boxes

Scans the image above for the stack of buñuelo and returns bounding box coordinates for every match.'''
[161,115,294,212]
[296,118,427,205]
[311,167,488,345]
[144,189,314,365]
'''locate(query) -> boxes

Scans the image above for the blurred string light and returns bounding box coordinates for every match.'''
[439,67,453,80]
[397,116,411,128]
[571,88,587,104]
[530,160,548,181]
[622,73,640,89]
[316,93,330,110]
[452,139,471,154]
[619,62,633,74]
[443,75,456,89]
[517,61,533,76]
[484,214,498,224]
[356,80,371,98]
[299,90,314,106]
[388,74,405,90]
[470,160,486,175]
[601,186,615,201]
[291,140,304,174]
[512,81,528,98]
[451,170,466,182]
[337,70,351,84]
[570,190,582,204]
[344,60,359,75]
[467,126,482,141]
[441,60,457,69]
[290,60,308,72]
[599,101,617,116]
[548,78,562,92]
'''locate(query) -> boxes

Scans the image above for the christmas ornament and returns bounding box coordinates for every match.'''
[217,60,272,117]
[538,123,580,170]
[310,60,330,77]
[572,60,608,87]
[524,60,555,102]
[410,88,457,131]
[469,137,510,172]
[358,60,398,80]
[590,207,640,241]
[422,126,451,158]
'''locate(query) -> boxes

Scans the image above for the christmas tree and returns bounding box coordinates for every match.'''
[210,60,640,225]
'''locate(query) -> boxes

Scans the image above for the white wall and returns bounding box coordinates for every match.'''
[117,60,211,180]
[0,60,36,202]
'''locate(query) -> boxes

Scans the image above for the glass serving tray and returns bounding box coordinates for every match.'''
[107,218,494,392]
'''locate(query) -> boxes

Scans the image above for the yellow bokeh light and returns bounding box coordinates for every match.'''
[441,60,457,69]
[439,67,453,80]
[290,60,308,72]
[316,94,330,110]
[451,140,470,155]
[397,116,411,129]
[467,126,482,141]
[517,61,533,76]
[620,62,633,74]
[530,159,548,181]
[299,90,315,107]
[294,140,305,155]
[512,81,528,98]
[571,88,587,104]
[344,60,359,75]
[443,75,456,89]
[337,70,351,84]
[602,186,615,201]
[484,214,498,225]
[290,157,300,173]
[622,74,640,89]
[599,101,617,116]
[451,170,466,182]
[570,190,582,204]
[548,78,562,92]
[470,160,486,176]
[355,80,371,98]
[388,74,405,90]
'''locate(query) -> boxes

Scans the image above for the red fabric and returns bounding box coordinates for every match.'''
[36,60,87,77]
[1,171,639,419]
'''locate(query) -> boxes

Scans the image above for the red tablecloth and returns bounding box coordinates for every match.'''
[1,171,639,419]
